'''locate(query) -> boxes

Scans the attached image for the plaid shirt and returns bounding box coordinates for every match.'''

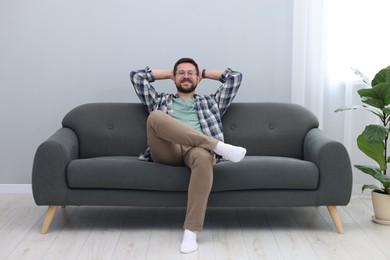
[130,67,242,161]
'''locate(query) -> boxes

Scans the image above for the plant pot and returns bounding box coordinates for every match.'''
[371,190,390,225]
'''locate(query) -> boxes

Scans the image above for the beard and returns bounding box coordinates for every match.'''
[175,79,198,94]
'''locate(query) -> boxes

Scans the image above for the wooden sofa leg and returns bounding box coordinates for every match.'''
[41,206,58,234]
[327,206,344,234]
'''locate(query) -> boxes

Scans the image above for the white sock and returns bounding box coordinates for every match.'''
[213,141,247,162]
[180,229,198,254]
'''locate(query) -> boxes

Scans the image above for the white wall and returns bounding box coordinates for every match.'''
[0,0,293,184]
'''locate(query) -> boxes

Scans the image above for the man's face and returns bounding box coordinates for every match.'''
[174,63,199,94]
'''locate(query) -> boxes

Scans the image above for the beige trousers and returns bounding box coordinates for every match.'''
[147,110,219,231]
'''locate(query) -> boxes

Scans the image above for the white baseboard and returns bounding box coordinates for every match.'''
[0,184,32,194]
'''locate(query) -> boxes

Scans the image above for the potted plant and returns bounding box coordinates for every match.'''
[336,66,390,224]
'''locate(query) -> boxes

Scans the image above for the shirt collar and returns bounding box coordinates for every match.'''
[173,93,198,99]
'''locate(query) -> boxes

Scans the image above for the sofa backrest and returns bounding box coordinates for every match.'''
[62,102,319,159]
[223,103,319,158]
[62,103,149,158]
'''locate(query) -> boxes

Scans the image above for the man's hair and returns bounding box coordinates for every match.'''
[173,58,199,76]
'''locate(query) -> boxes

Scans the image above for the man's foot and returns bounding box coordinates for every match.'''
[213,141,247,162]
[180,229,198,254]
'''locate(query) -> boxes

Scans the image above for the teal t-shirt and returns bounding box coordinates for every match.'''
[172,97,202,133]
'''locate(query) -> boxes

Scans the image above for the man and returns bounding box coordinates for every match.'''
[130,58,246,254]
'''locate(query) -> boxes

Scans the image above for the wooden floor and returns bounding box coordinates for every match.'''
[0,194,389,260]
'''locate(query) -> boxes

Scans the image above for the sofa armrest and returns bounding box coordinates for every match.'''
[32,128,79,205]
[304,128,352,205]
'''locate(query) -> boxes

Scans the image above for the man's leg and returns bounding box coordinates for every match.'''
[147,110,246,163]
[147,110,246,254]
[147,110,218,165]
[180,146,215,253]
[183,147,215,230]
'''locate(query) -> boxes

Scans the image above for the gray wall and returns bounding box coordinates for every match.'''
[0,0,294,184]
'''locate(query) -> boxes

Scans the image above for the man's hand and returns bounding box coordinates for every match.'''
[198,68,204,82]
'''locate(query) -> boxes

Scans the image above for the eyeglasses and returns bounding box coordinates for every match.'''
[176,70,198,77]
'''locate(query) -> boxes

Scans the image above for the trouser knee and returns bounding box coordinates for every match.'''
[185,147,214,191]
[147,110,166,126]
[185,147,215,169]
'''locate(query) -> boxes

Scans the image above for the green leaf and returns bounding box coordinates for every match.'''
[362,184,382,192]
[355,165,382,176]
[372,67,390,86]
[355,165,390,190]
[358,88,385,109]
[382,107,390,114]
[356,135,387,170]
[359,96,384,109]
[335,104,383,118]
[335,105,363,112]
[375,174,390,189]
[362,125,387,144]
[382,107,390,121]
[358,83,390,108]
[377,82,390,105]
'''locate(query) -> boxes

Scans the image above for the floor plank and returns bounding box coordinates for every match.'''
[291,207,352,260]
[43,206,103,260]
[111,207,155,260]
[146,208,184,260]
[5,205,76,260]
[265,208,317,260]
[0,195,47,259]
[1,194,389,260]
[344,198,390,257]
[318,204,388,260]
[210,208,250,260]
[76,206,128,260]
[237,208,285,260]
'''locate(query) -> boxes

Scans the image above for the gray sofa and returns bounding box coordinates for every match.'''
[32,102,352,234]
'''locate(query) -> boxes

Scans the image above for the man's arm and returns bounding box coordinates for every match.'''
[130,68,162,112]
[150,69,173,80]
[130,68,175,112]
[201,70,225,81]
[209,68,243,116]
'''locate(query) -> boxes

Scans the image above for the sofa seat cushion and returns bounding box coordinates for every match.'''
[67,156,319,192]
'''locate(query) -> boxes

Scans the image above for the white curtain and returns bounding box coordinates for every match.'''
[291,0,390,193]
[291,0,326,127]
[292,0,390,129]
